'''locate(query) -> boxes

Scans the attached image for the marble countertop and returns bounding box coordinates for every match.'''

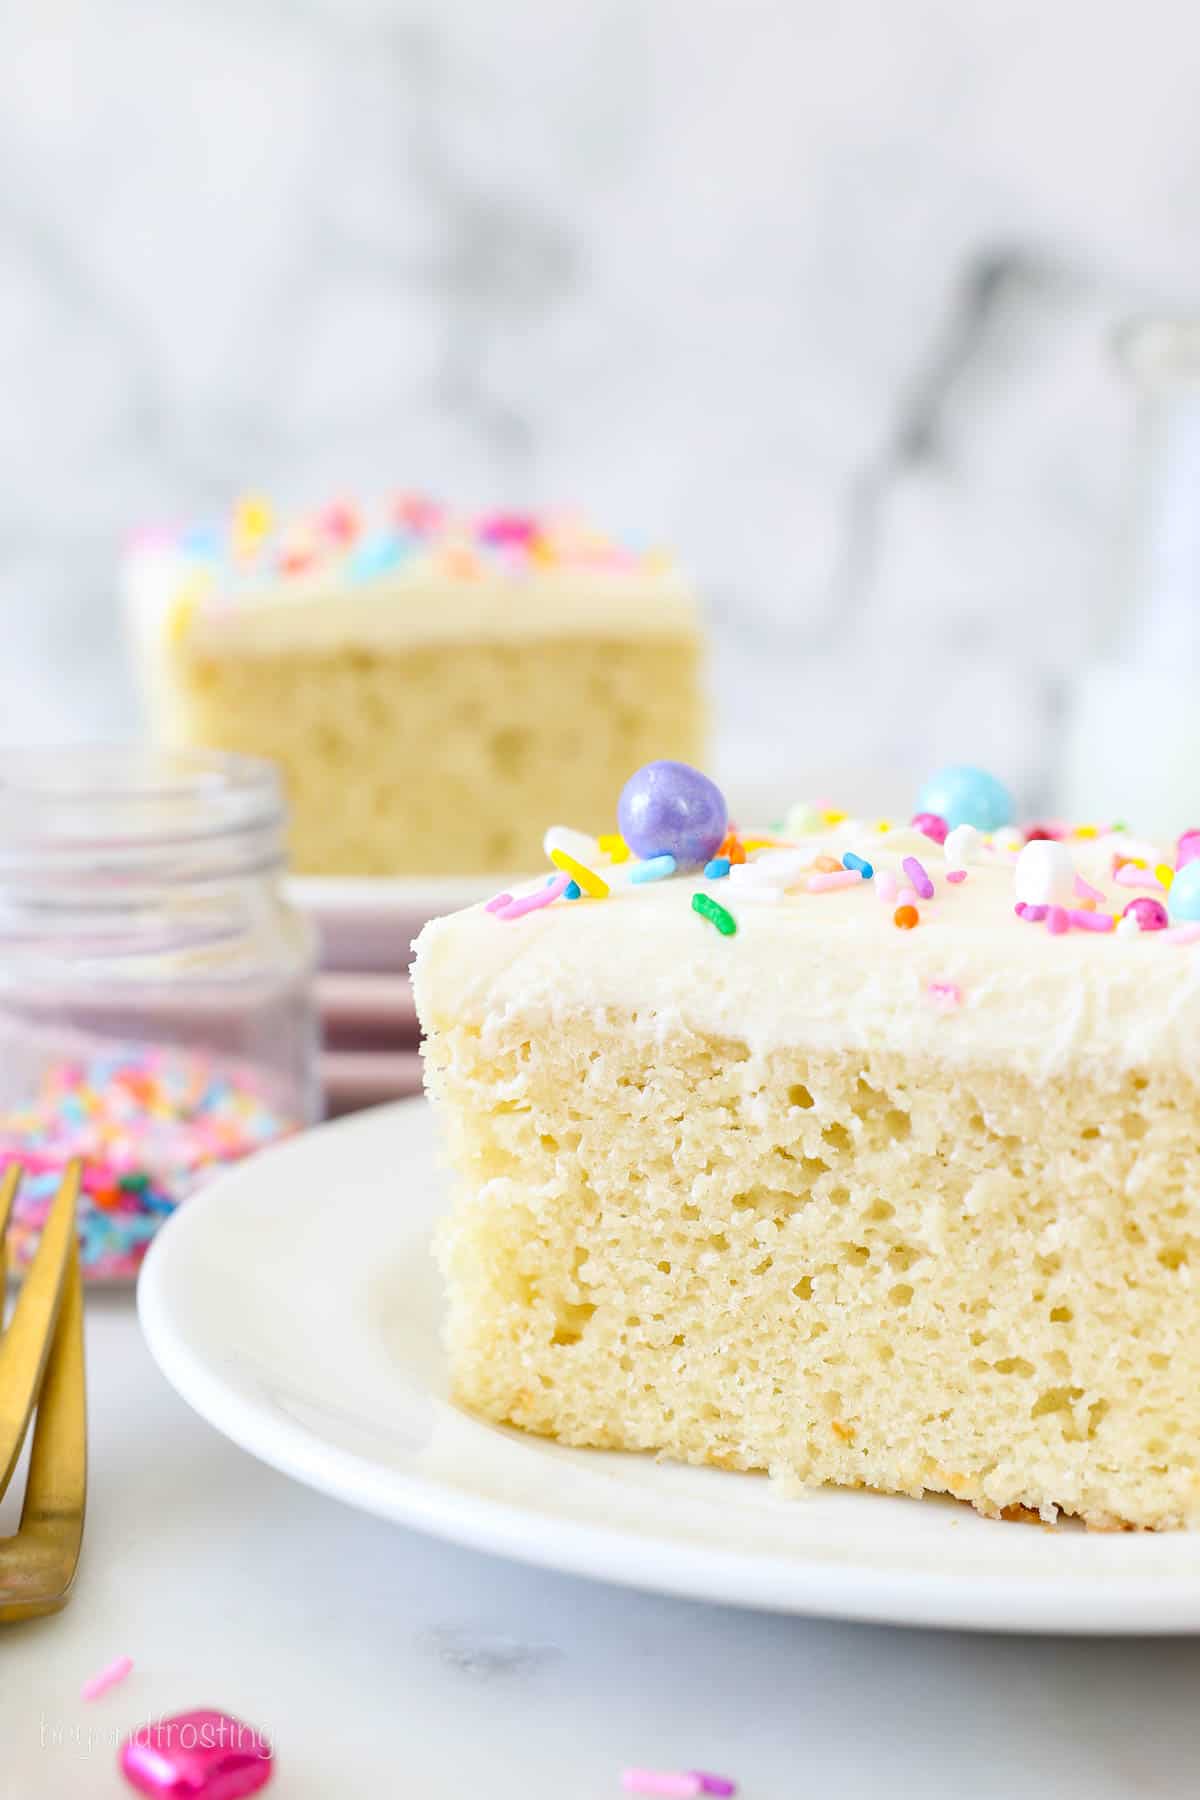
[2,1294,1198,1799]
[4,2,1200,822]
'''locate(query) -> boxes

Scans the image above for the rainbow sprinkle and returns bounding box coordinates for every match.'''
[901,856,935,900]
[631,855,678,884]
[0,1047,297,1281]
[549,846,610,899]
[692,893,737,936]
[807,869,860,893]
[495,875,569,919]
[81,1656,134,1702]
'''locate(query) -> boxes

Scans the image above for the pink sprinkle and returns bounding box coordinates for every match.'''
[318,499,360,543]
[902,856,934,900]
[81,1655,133,1701]
[896,885,919,908]
[1068,909,1115,933]
[1074,873,1106,905]
[928,980,963,1010]
[622,1774,702,1798]
[875,870,899,903]
[1046,905,1070,935]
[484,892,513,913]
[806,869,861,892]
[1114,864,1164,890]
[1177,828,1200,868]
[478,512,539,547]
[1163,923,1200,944]
[689,1776,738,1798]
[496,875,570,919]
[945,869,968,884]
[1016,902,1047,922]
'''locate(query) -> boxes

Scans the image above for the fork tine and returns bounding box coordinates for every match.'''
[0,1162,21,1303]
[0,1229,88,1620]
[0,1162,79,1503]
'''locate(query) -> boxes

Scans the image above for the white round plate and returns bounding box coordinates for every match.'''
[138,1100,1200,1634]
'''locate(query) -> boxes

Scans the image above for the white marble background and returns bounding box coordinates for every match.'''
[2,0,1198,815]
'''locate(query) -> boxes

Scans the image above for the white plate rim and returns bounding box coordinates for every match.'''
[137,1101,1200,1635]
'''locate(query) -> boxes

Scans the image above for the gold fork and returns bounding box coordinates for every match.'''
[0,1162,87,1623]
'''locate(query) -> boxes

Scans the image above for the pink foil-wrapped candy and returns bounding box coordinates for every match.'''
[1176,828,1200,869]
[120,1710,273,1799]
[1123,895,1169,932]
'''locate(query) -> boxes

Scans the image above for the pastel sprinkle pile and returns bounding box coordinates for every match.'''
[0,1046,297,1281]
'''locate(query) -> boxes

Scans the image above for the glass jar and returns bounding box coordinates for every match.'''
[0,748,319,1280]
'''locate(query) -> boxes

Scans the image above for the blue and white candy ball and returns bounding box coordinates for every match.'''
[1169,859,1200,924]
[915,764,1014,833]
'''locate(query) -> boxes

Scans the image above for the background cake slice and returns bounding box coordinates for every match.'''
[414,763,1200,1531]
[125,498,705,876]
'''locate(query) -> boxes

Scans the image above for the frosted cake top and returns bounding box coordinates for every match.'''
[124,495,697,653]
[412,760,1200,1073]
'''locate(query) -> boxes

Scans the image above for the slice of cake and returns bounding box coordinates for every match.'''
[125,497,704,876]
[414,759,1200,1530]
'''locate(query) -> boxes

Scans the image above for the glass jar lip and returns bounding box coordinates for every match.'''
[0,746,285,880]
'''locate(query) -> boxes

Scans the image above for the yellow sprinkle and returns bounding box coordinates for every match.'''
[1156,862,1175,890]
[549,847,609,898]
[597,833,630,864]
[876,819,892,832]
[822,809,846,826]
[166,573,211,647]
[232,493,273,555]
[741,836,780,852]
[1074,824,1099,839]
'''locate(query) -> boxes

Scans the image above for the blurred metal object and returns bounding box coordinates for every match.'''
[1059,317,1200,836]
[0,1161,87,1623]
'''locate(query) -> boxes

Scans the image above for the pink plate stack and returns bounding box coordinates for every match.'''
[290,875,501,1118]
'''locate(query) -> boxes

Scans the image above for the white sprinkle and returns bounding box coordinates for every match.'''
[1014,840,1076,906]
[543,824,602,865]
[943,824,980,866]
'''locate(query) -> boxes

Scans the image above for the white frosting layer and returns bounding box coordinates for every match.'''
[412,824,1200,1074]
[123,546,698,658]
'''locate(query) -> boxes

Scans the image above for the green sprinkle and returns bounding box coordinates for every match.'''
[692,891,736,936]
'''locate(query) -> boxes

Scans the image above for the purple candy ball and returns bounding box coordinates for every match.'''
[1176,829,1200,869]
[911,811,949,845]
[1123,896,1169,932]
[618,760,728,866]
